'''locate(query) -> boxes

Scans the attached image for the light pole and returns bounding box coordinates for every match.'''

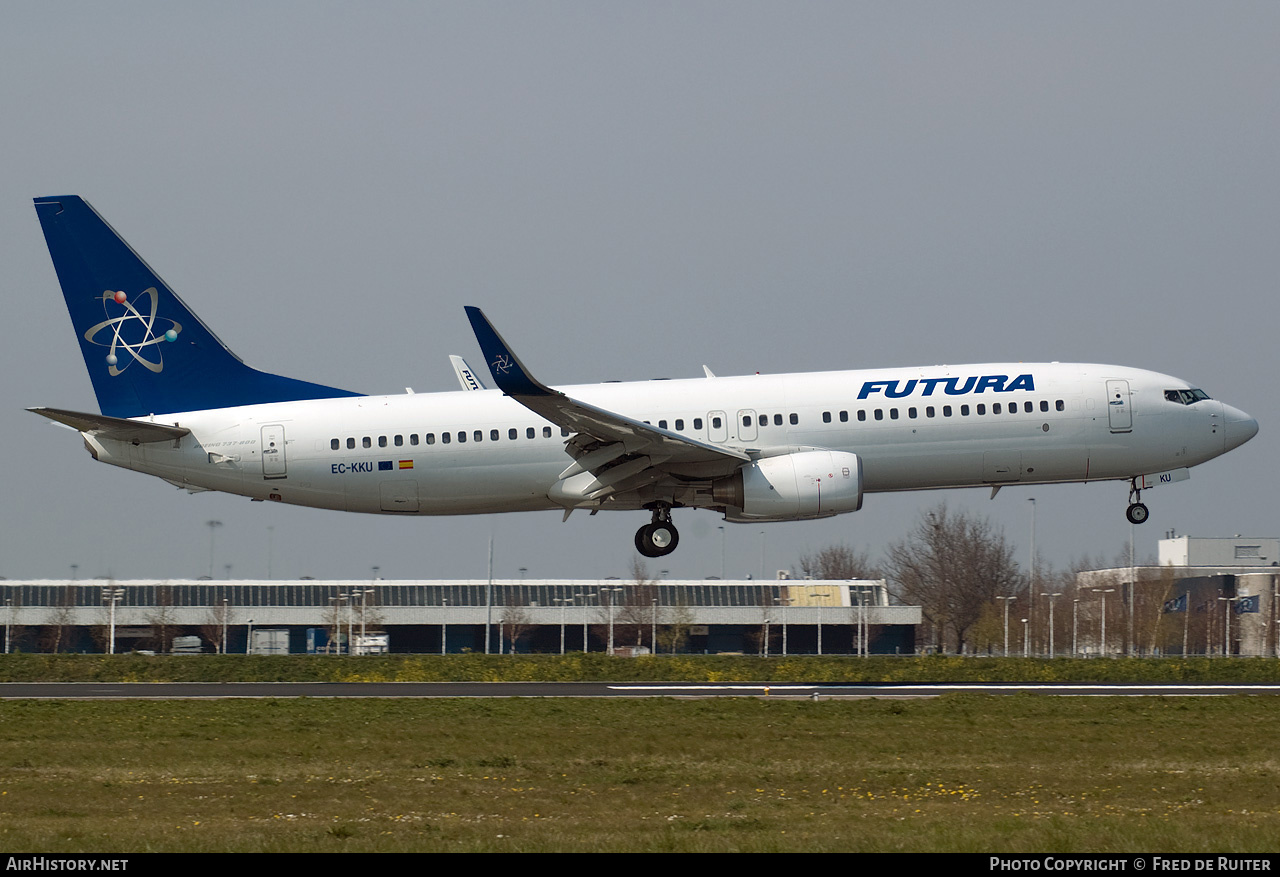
[102,586,124,655]
[651,598,658,655]
[441,597,448,655]
[1041,592,1062,658]
[354,588,375,654]
[330,594,348,654]
[1027,497,1036,651]
[577,592,595,652]
[1219,596,1240,657]
[4,598,10,654]
[1022,618,1030,658]
[555,597,571,655]
[996,596,1016,657]
[246,618,255,654]
[808,590,826,655]
[777,595,790,657]
[719,526,726,580]
[602,586,624,654]
[1073,598,1080,658]
[1093,588,1115,657]
[221,597,229,655]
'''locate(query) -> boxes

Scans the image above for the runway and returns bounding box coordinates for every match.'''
[2,681,1280,699]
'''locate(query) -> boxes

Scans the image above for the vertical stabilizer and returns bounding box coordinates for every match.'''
[34,196,361,417]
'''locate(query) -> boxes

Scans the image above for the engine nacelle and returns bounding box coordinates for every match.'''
[713,450,863,522]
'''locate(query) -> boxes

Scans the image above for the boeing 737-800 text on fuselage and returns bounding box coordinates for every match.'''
[30,196,1258,557]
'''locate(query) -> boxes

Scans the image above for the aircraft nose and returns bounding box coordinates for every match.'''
[1222,404,1259,452]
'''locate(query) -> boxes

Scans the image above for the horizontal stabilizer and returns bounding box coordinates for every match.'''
[28,407,189,443]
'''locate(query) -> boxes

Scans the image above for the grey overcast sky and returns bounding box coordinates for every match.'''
[3,2,1277,583]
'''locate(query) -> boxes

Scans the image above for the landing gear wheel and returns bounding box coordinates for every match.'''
[1126,502,1149,525]
[635,521,680,558]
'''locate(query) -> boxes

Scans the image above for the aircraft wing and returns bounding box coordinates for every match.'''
[29,407,190,444]
[465,307,749,500]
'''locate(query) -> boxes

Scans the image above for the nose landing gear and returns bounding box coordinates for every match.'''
[1126,480,1149,525]
[635,506,680,557]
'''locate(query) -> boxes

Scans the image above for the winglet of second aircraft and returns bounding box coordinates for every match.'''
[464,306,556,398]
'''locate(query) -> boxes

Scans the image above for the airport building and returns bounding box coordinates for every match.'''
[0,578,922,656]
[1076,536,1280,657]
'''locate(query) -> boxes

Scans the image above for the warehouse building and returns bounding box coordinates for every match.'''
[0,578,921,656]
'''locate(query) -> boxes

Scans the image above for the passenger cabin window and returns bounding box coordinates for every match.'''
[712,416,722,429]
[362,437,371,448]
[675,419,685,430]
[509,428,518,440]
[425,433,435,445]
[543,426,552,438]
[839,411,848,422]
[694,418,704,430]
[822,411,831,423]
[857,410,867,422]
[331,439,340,450]
[347,438,355,449]
[410,434,419,446]
[527,427,536,439]
[441,433,450,444]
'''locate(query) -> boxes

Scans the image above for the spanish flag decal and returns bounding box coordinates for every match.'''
[399,460,414,470]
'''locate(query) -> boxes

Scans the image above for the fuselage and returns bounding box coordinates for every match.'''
[82,362,1256,519]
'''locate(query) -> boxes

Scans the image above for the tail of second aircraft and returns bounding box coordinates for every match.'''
[34,196,361,418]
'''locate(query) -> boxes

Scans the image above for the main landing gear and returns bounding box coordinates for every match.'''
[1126,479,1149,525]
[635,506,680,558]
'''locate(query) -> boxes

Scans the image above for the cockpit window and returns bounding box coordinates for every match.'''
[1165,388,1211,405]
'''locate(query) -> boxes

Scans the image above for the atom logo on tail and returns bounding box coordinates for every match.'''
[83,288,182,376]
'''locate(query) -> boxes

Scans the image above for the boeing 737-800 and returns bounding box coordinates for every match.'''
[30,196,1258,558]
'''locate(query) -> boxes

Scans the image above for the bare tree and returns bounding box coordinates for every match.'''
[42,586,78,653]
[499,600,534,653]
[146,585,179,653]
[616,558,660,649]
[657,602,694,654]
[200,600,236,654]
[796,543,880,580]
[883,503,1023,654]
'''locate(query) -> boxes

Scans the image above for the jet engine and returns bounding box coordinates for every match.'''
[712,450,863,522]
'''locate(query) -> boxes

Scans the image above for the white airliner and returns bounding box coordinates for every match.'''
[31,196,1258,558]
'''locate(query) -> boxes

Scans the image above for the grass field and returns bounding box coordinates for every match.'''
[1,695,1277,852]
[6,652,1280,683]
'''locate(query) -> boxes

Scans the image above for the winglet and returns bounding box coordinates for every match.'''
[464,306,554,397]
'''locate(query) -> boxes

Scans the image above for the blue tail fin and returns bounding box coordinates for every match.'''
[35,196,361,418]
